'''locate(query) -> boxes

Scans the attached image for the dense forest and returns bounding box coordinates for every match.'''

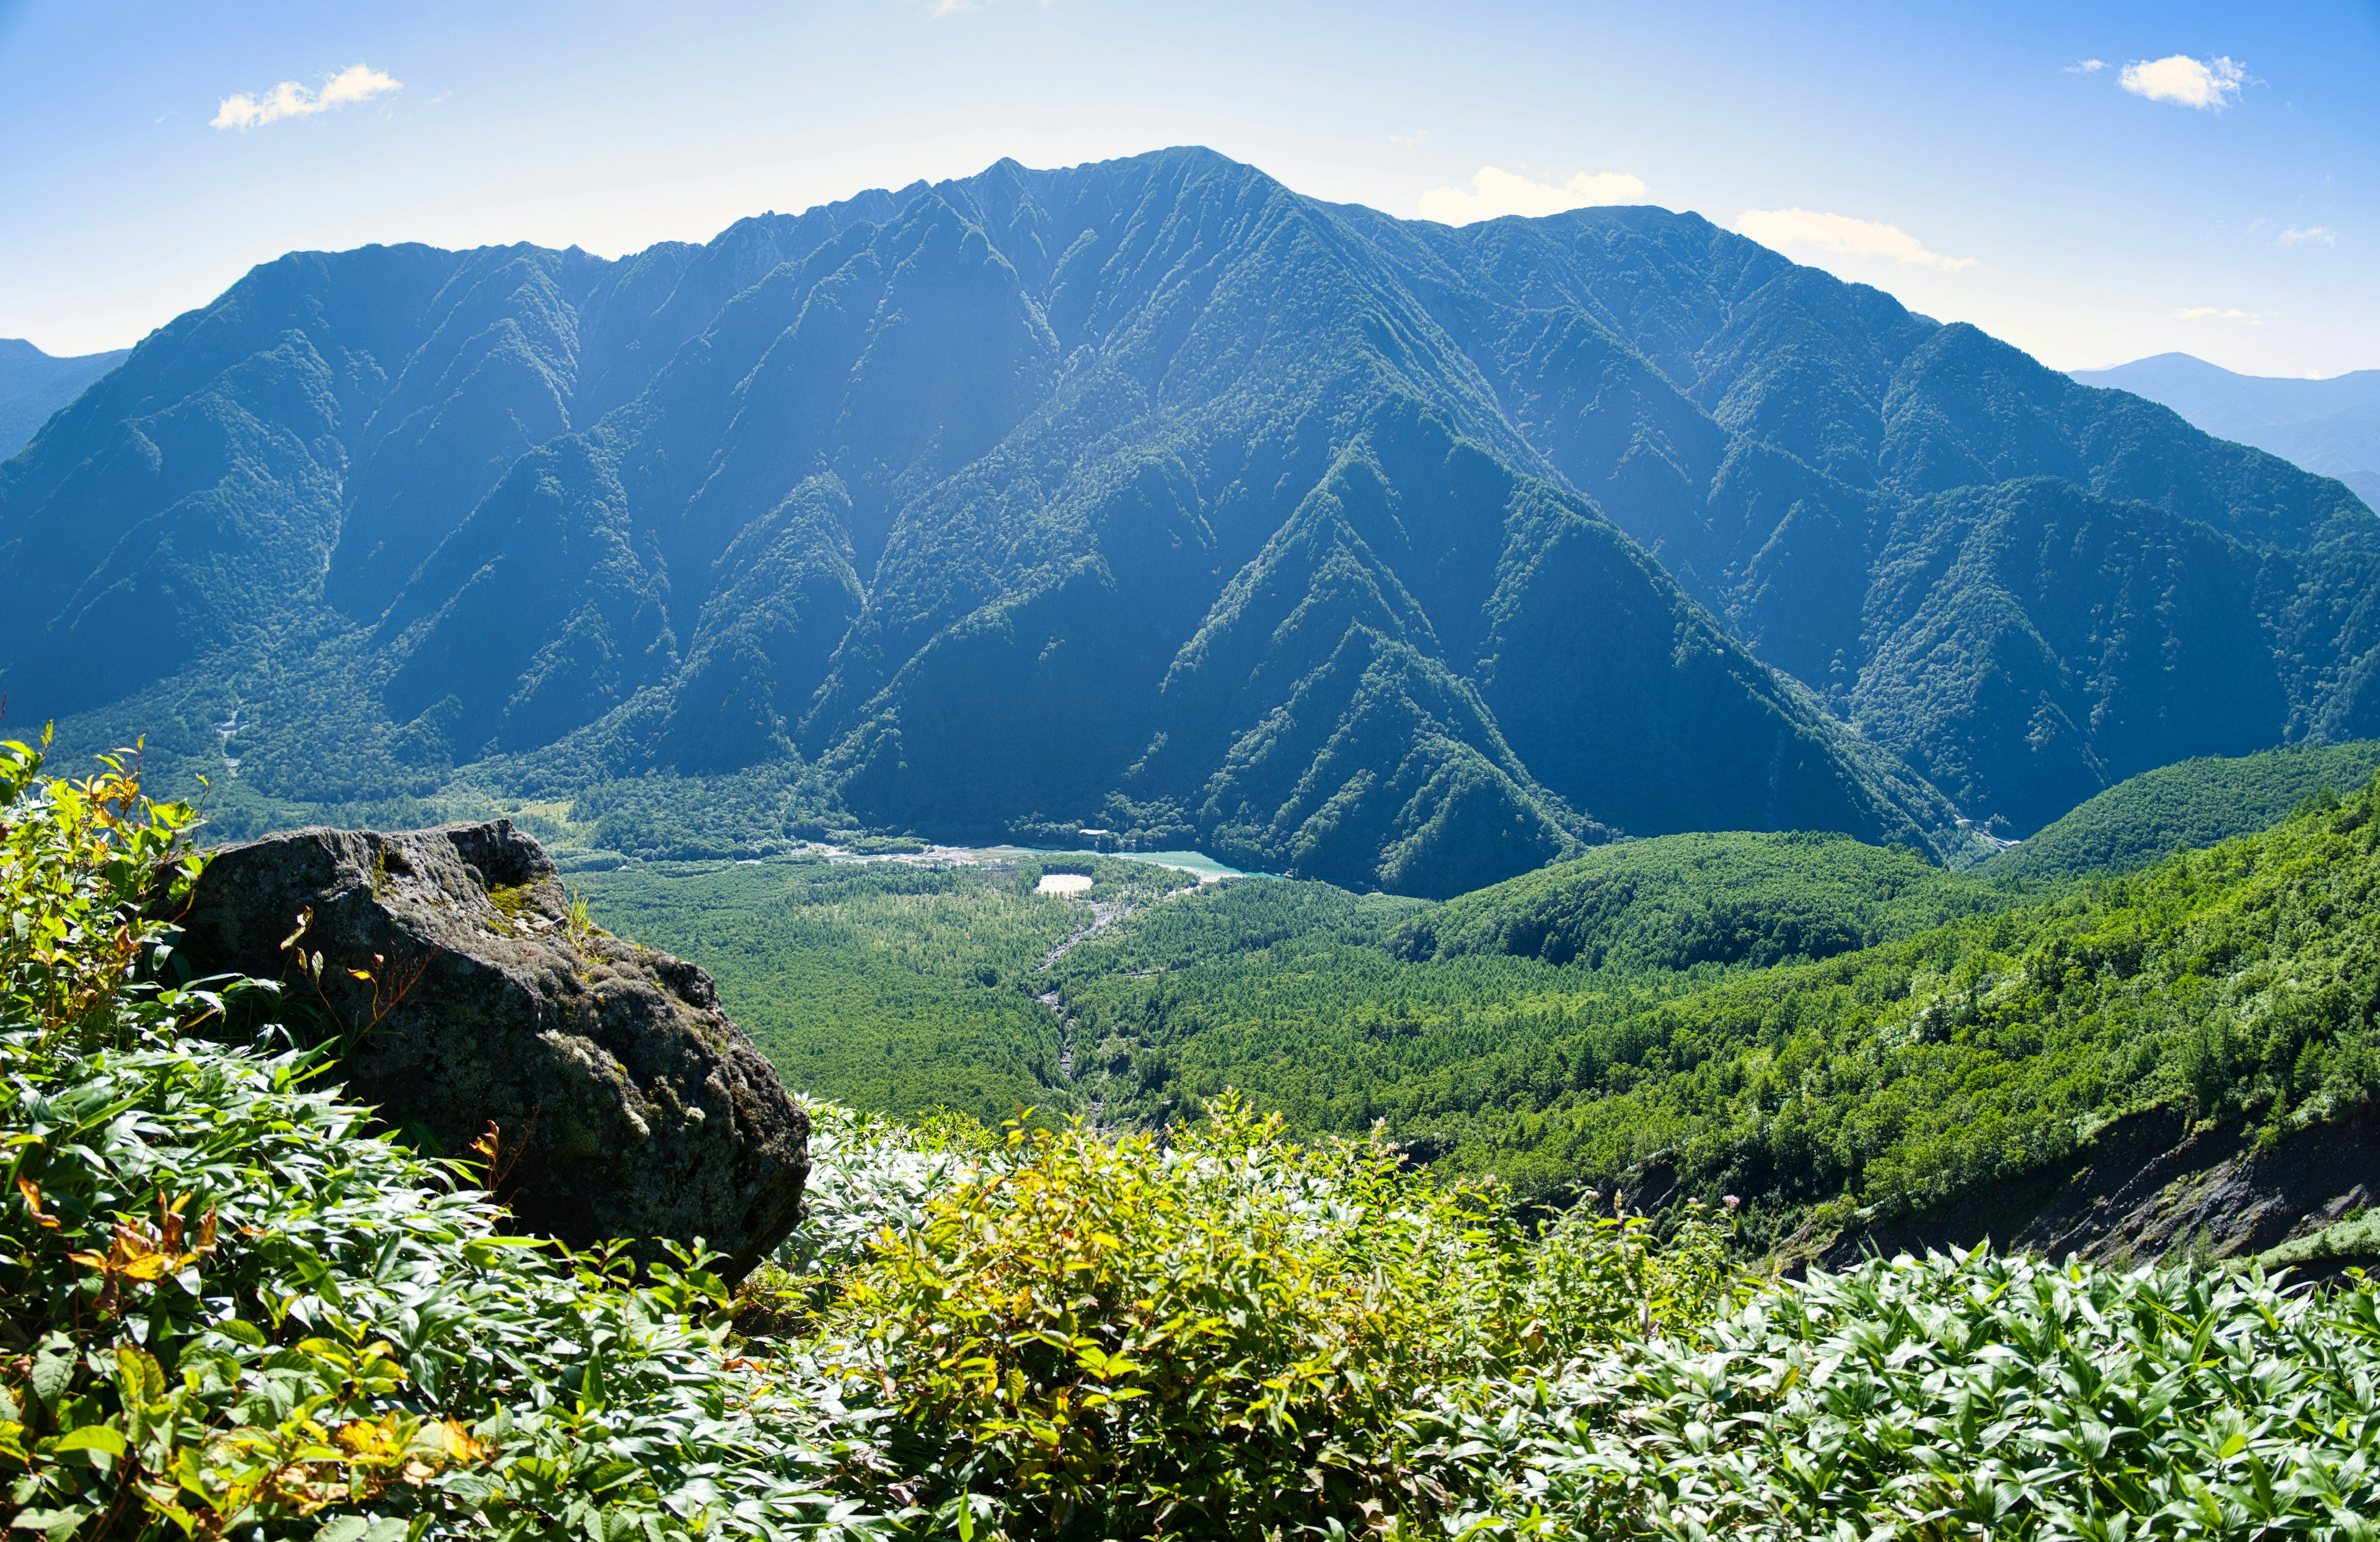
[1049,785,2380,1239]
[1985,737,2380,879]
[583,751,2380,1263]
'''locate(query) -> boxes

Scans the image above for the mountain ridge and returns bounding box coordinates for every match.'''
[2071,351,2380,514]
[4,148,2369,891]
[0,337,130,461]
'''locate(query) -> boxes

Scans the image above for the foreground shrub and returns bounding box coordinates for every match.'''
[1419,1246,2380,1539]
[0,739,878,1541]
[803,1100,1734,1539]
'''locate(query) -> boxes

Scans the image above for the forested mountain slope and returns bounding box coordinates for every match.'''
[4,148,2368,889]
[1985,738,2380,879]
[2074,351,2380,514]
[1038,780,2380,1257]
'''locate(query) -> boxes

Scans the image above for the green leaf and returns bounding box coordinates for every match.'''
[50,1424,126,1457]
[28,1350,72,1410]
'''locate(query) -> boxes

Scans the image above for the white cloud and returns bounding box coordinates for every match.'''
[1417,165,1649,224]
[2280,226,2335,247]
[2065,58,2107,74]
[2118,54,2246,110]
[1388,129,1429,151]
[212,64,402,130]
[2175,307,2262,323]
[1735,208,1977,273]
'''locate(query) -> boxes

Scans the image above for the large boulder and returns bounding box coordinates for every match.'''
[169,820,808,1282]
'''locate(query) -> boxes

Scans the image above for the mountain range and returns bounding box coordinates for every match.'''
[0,338,130,461]
[2,148,2373,894]
[2073,352,2380,517]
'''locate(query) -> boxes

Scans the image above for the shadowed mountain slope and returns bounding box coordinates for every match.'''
[4,149,2367,888]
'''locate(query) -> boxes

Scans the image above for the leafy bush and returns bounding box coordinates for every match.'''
[797,1097,1734,1540]
[1417,1246,2380,1540]
[0,737,877,1541]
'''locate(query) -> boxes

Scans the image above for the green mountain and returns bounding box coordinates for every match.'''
[4,149,2368,891]
[2073,351,2380,514]
[1984,737,2380,879]
[1388,829,2019,971]
[1033,778,2380,1242]
[0,337,128,460]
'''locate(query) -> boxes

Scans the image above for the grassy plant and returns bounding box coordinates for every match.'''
[0,738,883,1541]
[1413,1247,2380,1539]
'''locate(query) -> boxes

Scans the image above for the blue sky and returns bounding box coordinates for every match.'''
[2,0,2373,376]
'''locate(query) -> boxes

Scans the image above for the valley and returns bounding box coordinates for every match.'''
[576,739,2380,1271]
[9,0,2380,1527]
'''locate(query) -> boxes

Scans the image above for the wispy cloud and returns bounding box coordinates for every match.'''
[1388,129,1429,151]
[1417,165,1648,224]
[2280,226,2335,247]
[1736,208,1977,273]
[2118,54,2247,110]
[2175,307,2262,323]
[2065,59,2107,74]
[212,63,402,130]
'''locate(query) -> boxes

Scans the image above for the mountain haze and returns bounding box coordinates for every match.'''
[0,338,130,460]
[2074,352,2380,514]
[2,149,2370,890]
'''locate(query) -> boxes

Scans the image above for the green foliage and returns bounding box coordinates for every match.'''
[794,1097,1735,1540]
[1393,829,2024,969]
[1418,1247,2380,1539]
[15,734,2380,1540]
[1041,791,2380,1240]
[571,854,1192,1122]
[1988,738,2380,880]
[0,739,876,1540]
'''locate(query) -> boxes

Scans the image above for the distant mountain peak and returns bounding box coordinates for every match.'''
[2074,351,2380,511]
[0,337,131,461]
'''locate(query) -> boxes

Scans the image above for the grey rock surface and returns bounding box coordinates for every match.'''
[1809,1099,2380,1272]
[169,819,808,1281]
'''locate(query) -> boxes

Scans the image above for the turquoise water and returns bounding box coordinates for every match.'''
[975,845,1271,883]
[1100,848,1269,883]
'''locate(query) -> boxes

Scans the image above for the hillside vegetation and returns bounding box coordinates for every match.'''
[1391,829,2021,969]
[1986,738,2380,880]
[571,852,1192,1122]
[14,739,2380,1540]
[14,149,2378,894]
[1052,786,2380,1246]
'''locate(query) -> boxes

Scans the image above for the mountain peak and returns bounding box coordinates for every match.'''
[1,152,2368,888]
